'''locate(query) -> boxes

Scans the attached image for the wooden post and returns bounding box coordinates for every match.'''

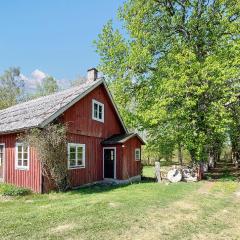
[155,161,161,183]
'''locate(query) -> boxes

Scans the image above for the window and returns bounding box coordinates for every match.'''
[16,143,29,170]
[68,143,85,169]
[135,148,141,161]
[0,145,4,167]
[92,99,104,122]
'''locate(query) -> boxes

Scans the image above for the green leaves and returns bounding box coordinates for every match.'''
[95,0,240,161]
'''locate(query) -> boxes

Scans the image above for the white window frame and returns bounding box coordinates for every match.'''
[92,99,104,123]
[135,148,141,161]
[15,143,29,170]
[68,143,86,169]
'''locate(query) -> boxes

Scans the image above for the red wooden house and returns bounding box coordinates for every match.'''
[0,68,145,193]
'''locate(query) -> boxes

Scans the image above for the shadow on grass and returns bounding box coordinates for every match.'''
[68,178,156,195]
[205,162,240,182]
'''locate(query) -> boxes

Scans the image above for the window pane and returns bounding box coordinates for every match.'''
[77,147,83,159]
[18,146,23,153]
[99,105,102,118]
[69,159,75,166]
[77,159,83,166]
[70,152,76,160]
[23,160,28,166]
[23,146,28,152]
[23,152,28,160]
[18,152,22,160]
[110,151,114,161]
[94,103,98,118]
[70,146,76,160]
[18,160,22,166]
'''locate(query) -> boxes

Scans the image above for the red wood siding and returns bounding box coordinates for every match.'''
[62,84,125,138]
[121,137,142,179]
[67,134,104,187]
[0,134,41,193]
[59,83,126,188]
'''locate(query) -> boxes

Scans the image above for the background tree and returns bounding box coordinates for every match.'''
[0,67,25,110]
[35,76,59,97]
[70,76,87,87]
[95,0,240,163]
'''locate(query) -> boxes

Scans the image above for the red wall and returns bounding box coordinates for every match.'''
[61,83,126,189]
[0,133,41,193]
[63,84,125,138]
[121,137,142,179]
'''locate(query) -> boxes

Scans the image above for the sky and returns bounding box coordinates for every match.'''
[0,0,125,89]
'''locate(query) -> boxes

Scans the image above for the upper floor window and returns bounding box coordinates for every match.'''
[135,148,141,161]
[92,99,104,123]
[68,143,86,169]
[16,143,29,170]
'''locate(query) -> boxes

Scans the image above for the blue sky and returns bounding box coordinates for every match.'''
[0,0,124,87]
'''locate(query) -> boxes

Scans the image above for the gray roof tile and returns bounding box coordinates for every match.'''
[0,79,102,133]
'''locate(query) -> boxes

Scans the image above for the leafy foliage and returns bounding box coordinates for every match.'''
[95,0,240,162]
[0,184,31,196]
[0,67,25,110]
[35,76,59,97]
[22,124,70,192]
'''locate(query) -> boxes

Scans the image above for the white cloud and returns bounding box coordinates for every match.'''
[31,69,47,83]
[21,69,74,93]
[21,69,47,92]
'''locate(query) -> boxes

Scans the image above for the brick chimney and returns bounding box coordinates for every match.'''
[87,68,98,83]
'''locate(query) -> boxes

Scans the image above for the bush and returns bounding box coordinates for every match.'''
[0,184,31,196]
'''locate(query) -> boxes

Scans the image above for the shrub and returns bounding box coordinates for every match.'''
[21,124,70,192]
[0,184,31,196]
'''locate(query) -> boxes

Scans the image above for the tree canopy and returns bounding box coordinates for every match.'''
[95,0,240,162]
[0,67,25,110]
[35,76,59,97]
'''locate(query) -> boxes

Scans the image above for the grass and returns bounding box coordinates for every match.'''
[0,167,240,240]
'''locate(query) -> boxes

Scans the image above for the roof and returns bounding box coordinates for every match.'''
[0,78,127,134]
[101,133,145,145]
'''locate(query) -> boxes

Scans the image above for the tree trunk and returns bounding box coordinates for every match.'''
[208,152,215,169]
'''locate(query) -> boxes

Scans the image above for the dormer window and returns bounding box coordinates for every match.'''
[92,99,104,122]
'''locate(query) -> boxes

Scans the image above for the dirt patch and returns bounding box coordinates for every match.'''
[51,223,76,234]
[108,202,121,208]
[198,182,215,194]
[0,195,13,201]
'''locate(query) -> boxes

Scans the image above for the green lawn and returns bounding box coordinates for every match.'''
[0,168,240,240]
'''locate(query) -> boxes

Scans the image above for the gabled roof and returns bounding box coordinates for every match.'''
[101,133,145,145]
[0,78,127,134]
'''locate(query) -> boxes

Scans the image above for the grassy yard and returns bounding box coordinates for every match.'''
[0,168,240,240]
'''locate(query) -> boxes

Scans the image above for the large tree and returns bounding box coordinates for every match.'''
[95,0,240,162]
[0,67,25,110]
[35,76,59,97]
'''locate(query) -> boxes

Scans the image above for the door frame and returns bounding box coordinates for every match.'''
[103,147,116,179]
[0,143,5,182]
